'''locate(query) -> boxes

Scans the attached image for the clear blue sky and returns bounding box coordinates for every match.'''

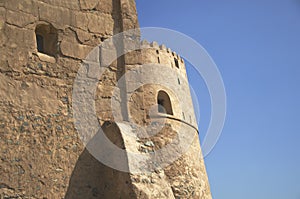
[136,1,300,198]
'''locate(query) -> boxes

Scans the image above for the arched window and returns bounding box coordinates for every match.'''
[157,90,173,115]
[35,24,58,57]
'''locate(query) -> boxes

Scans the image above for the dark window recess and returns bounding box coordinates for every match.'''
[178,78,181,85]
[156,50,159,54]
[35,24,58,57]
[182,112,185,120]
[158,99,165,113]
[36,34,44,52]
[158,57,160,63]
[174,58,179,68]
[157,90,173,115]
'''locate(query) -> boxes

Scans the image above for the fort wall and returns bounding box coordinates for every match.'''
[0,0,212,198]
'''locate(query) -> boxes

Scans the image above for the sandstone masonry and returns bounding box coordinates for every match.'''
[0,0,212,198]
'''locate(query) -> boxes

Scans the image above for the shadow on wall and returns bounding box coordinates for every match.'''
[65,122,137,199]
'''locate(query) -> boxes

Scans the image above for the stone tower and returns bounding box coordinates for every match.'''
[0,0,212,198]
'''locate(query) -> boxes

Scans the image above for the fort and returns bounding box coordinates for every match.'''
[0,0,212,198]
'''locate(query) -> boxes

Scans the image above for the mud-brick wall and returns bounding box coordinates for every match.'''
[0,0,139,198]
[0,0,212,198]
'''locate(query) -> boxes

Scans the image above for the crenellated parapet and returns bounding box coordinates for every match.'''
[123,40,187,78]
[140,40,185,64]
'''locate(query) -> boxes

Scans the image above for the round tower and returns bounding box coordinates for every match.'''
[112,40,212,198]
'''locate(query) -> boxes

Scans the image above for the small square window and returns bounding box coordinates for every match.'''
[35,24,58,57]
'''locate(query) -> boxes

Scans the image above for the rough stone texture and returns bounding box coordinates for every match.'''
[0,0,212,198]
[87,13,114,35]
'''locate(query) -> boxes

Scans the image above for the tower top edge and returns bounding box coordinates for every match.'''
[140,40,184,62]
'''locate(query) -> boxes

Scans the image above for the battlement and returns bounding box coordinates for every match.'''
[124,39,186,74]
[139,40,185,64]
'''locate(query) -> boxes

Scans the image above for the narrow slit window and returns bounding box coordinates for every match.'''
[174,58,179,68]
